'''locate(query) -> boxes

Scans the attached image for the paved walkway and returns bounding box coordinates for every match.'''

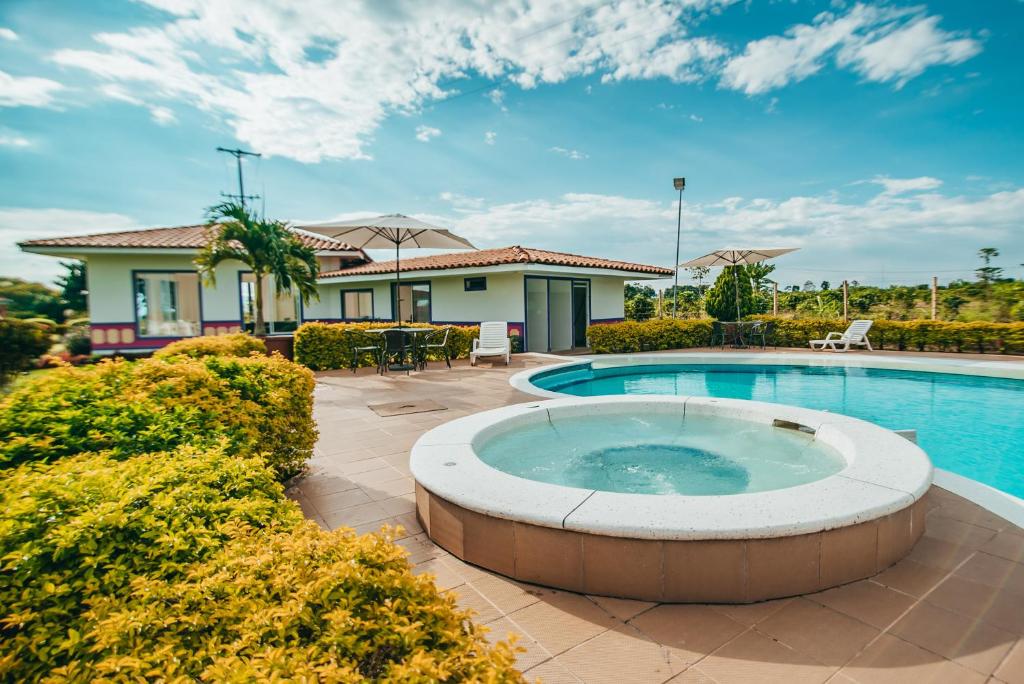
[288,354,1024,683]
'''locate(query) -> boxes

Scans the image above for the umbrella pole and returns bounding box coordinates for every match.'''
[733,266,742,322]
[395,240,401,324]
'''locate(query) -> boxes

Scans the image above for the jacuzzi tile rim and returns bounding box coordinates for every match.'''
[409,395,933,541]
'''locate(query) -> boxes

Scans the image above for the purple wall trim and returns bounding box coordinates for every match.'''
[590,317,625,325]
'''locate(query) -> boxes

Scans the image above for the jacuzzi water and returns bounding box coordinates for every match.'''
[476,412,846,495]
[531,363,1024,498]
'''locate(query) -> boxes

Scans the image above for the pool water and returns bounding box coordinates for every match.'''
[532,363,1024,498]
[477,412,846,495]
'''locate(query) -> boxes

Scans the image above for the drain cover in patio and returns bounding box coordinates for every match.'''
[368,399,447,417]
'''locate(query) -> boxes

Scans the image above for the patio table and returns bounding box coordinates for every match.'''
[367,327,432,371]
[717,321,758,348]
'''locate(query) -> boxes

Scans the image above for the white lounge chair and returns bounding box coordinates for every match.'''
[810,319,874,352]
[471,321,511,366]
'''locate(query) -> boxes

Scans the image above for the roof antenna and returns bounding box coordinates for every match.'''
[216,147,261,209]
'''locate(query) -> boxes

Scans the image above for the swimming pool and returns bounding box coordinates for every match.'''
[527,360,1024,498]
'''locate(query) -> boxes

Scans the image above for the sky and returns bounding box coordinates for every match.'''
[1,0,1022,289]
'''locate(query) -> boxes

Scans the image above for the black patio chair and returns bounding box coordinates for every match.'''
[380,329,414,374]
[348,330,384,374]
[747,321,774,350]
[417,325,452,370]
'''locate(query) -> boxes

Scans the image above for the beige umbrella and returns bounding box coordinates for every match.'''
[301,214,476,322]
[680,248,798,321]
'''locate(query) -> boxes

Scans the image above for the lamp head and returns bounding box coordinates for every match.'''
[673,177,686,190]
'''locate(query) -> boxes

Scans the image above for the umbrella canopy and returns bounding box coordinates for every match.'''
[300,214,475,250]
[680,247,798,322]
[679,248,798,269]
[300,214,476,323]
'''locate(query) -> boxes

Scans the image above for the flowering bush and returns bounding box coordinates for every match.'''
[153,331,266,358]
[587,319,714,353]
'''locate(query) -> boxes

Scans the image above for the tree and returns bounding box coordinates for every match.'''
[745,263,775,291]
[195,201,320,335]
[803,280,817,292]
[625,294,655,321]
[56,261,87,312]
[705,266,755,320]
[976,247,1003,286]
[624,283,656,300]
[0,278,65,322]
[820,280,830,291]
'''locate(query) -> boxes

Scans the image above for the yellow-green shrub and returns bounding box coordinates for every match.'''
[153,331,266,359]
[295,322,480,370]
[751,316,1024,354]
[84,524,522,682]
[0,445,297,680]
[587,319,714,353]
[0,354,316,479]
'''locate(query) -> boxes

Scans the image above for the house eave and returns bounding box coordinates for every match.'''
[317,262,671,283]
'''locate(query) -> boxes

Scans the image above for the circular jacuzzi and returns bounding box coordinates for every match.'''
[411,396,932,603]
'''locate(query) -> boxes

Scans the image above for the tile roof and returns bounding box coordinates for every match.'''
[319,245,673,277]
[19,224,360,252]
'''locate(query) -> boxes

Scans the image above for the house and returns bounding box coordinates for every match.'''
[19,225,672,354]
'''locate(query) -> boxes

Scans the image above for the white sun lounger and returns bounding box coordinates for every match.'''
[809,319,874,352]
[471,321,511,366]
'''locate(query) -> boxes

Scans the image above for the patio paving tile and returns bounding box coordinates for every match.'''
[556,623,686,683]
[695,629,834,683]
[295,353,1024,683]
[889,601,1016,676]
[505,589,620,657]
[842,633,987,684]
[754,597,880,665]
[872,558,951,598]
[994,639,1024,684]
[628,604,747,665]
[806,580,916,630]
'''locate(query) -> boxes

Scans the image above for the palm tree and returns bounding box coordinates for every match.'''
[195,201,319,335]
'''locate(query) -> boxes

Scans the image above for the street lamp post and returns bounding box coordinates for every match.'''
[672,177,685,318]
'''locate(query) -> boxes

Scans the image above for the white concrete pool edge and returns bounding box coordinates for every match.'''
[509,352,1024,528]
[410,395,932,540]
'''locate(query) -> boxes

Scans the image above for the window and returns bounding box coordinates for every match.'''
[464,276,487,291]
[239,273,300,333]
[135,271,201,338]
[342,290,373,320]
[393,282,431,322]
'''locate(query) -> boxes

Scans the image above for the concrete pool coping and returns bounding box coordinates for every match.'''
[509,351,1024,529]
[411,395,932,541]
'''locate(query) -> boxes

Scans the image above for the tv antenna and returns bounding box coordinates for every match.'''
[216,147,261,208]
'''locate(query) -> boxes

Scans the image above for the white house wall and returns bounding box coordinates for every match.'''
[590,275,627,322]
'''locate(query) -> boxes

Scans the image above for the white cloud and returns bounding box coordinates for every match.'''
[0,132,31,148]
[148,105,177,125]
[49,0,738,163]
[415,125,441,142]
[837,15,981,88]
[689,113,703,122]
[868,176,943,195]
[0,28,18,41]
[1,207,138,282]
[0,69,64,108]
[721,4,980,95]
[439,191,485,211]
[484,130,497,145]
[549,146,588,160]
[439,181,1023,286]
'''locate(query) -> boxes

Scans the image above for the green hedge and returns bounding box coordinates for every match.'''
[586,317,1024,355]
[294,322,481,370]
[587,319,714,353]
[750,316,1024,354]
[0,318,51,386]
[0,351,523,680]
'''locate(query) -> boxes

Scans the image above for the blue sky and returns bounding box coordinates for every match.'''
[1,0,1022,287]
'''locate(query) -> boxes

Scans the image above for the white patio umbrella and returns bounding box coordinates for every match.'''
[680,248,798,322]
[300,214,476,322]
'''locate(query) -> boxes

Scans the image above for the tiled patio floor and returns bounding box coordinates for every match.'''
[289,353,1024,683]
